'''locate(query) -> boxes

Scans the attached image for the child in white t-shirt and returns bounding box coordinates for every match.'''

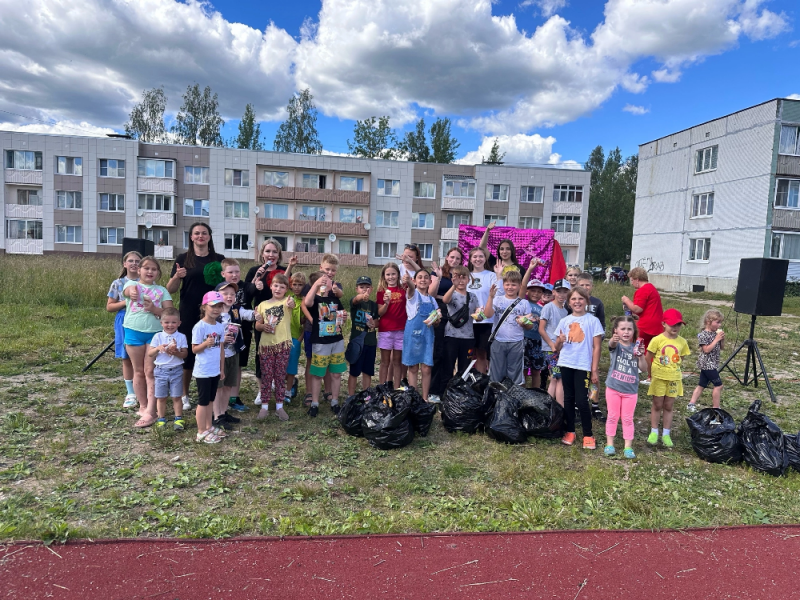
[147,307,188,431]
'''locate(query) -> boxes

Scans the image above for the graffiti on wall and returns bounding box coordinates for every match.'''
[635,257,664,272]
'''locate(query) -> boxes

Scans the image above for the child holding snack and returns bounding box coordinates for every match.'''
[107,251,141,408]
[219,258,251,413]
[402,269,441,401]
[148,307,188,430]
[539,279,570,406]
[348,276,380,396]
[687,309,726,412]
[484,270,533,385]
[523,278,546,389]
[442,265,480,380]
[646,309,691,447]
[604,316,649,458]
[287,272,311,403]
[377,262,406,388]
[467,247,498,374]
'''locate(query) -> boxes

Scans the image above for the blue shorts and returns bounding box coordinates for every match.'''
[288,338,302,376]
[114,310,128,359]
[304,330,312,359]
[124,328,156,347]
[154,364,183,398]
[349,343,377,378]
[698,369,723,388]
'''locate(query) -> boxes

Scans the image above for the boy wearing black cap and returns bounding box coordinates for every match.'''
[347,276,380,395]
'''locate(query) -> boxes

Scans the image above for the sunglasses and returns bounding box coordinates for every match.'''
[404,244,418,250]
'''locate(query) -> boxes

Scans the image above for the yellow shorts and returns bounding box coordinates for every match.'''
[648,377,683,398]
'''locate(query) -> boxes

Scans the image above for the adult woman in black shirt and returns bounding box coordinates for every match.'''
[167,222,225,402]
[429,246,465,399]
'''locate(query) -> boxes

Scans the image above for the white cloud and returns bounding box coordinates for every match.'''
[736,0,789,41]
[0,120,116,136]
[457,133,560,165]
[622,104,649,115]
[520,0,569,17]
[786,94,800,100]
[651,68,682,83]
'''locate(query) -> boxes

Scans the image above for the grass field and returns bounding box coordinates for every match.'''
[1,254,800,542]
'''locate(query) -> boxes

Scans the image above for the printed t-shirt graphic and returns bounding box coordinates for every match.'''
[647,334,691,380]
[129,283,166,314]
[318,300,343,337]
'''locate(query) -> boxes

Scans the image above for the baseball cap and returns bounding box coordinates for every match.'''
[527,278,546,289]
[663,308,685,326]
[356,276,373,286]
[215,281,238,292]
[543,283,554,291]
[202,291,225,305]
[553,279,571,291]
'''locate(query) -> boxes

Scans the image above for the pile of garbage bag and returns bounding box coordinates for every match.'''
[738,400,788,477]
[685,408,742,464]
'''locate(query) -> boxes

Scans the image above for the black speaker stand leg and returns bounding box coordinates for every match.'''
[718,315,777,403]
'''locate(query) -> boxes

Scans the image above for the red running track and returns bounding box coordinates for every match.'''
[2,525,799,599]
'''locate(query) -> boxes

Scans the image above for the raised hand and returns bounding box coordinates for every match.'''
[493,261,504,276]
[288,255,298,267]
[488,283,497,298]
[287,296,296,310]
[487,221,496,231]
[173,263,187,279]
[402,273,413,289]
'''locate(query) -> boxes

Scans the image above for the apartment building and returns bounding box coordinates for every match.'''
[2,131,591,265]
[632,98,800,293]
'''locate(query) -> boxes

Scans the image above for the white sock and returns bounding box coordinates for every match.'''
[663,428,670,436]
[651,428,659,435]
[276,402,283,410]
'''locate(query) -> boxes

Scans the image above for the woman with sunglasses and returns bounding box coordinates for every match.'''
[396,244,423,283]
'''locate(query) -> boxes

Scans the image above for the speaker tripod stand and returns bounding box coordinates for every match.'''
[718,314,777,403]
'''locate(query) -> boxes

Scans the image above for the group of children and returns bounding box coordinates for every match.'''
[107,243,727,450]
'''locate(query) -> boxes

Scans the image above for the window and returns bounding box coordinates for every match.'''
[264,171,289,186]
[297,237,325,253]
[375,242,398,258]
[551,215,581,233]
[302,173,326,189]
[771,232,800,260]
[553,184,583,202]
[419,243,433,260]
[138,159,174,178]
[99,227,125,245]
[298,206,326,221]
[444,179,476,198]
[691,192,715,217]
[56,156,82,175]
[225,169,249,187]
[6,150,42,170]
[340,176,364,191]
[446,213,470,228]
[689,238,711,262]
[184,199,209,217]
[521,186,544,203]
[413,182,436,198]
[339,240,362,254]
[339,208,363,223]
[378,179,400,196]
[695,146,718,174]
[138,194,172,212]
[775,179,800,209]
[263,203,289,219]
[100,193,124,212]
[225,234,249,251]
[100,159,125,178]
[484,215,507,226]
[440,240,458,256]
[184,166,209,184]
[780,125,800,156]
[56,225,82,244]
[56,191,82,209]
[224,201,249,219]
[412,212,434,229]
[183,231,190,249]
[485,184,509,202]
[142,229,170,246]
[519,216,542,229]
[268,236,288,251]
[16,189,42,206]
[376,210,399,227]
[7,219,43,240]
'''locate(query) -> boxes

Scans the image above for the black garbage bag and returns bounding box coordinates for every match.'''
[441,371,495,434]
[784,433,800,473]
[685,408,742,464]
[499,379,563,439]
[484,383,527,444]
[404,384,436,437]
[361,388,414,450]
[338,388,375,437]
[738,400,788,477]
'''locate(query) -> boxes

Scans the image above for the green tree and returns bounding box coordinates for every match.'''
[233,103,264,150]
[347,116,397,159]
[398,118,430,162]
[584,145,638,266]
[273,88,322,154]
[483,138,506,164]
[429,117,460,163]
[171,84,225,146]
[124,87,167,142]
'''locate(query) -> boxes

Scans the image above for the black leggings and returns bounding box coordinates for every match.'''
[196,376,220,407]
[429,325,447,396]
[561,366,592,437]
[443,337,474,381]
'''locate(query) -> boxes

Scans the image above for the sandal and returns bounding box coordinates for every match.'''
[134,416,156,428]
[196,430,222,444]
[323,392,333,405]
[211,426,228,438]
[303,393,313,408]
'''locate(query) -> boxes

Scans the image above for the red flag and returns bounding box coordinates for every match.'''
[549,240,567,284]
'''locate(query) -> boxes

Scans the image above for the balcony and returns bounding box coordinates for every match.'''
[285,251,368,267]
[5,239,43,255]
[256,218,369,237]
[440,227,460,240]
[257,184,295,200]
[5,204,43,219]
[138,177,178,194]
[551,202,583,215]
[136,212,176,227]
[441,196,476,211]
[256,218,296,233]
[154,245,175,260]
[5,169,43,185]
[256,184,370,205]
[554,231,581,246]
[332,221,368,236]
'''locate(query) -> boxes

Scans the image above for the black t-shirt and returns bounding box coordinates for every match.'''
[310,295,345,345]
[244,264,287,308]
[350,299,379,346]
[171,252,225,323]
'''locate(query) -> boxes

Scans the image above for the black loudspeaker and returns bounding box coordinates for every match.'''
[122,237,155,258]
[733,258,788,316]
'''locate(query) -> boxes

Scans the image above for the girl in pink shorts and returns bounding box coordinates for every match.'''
[377,262,407,388]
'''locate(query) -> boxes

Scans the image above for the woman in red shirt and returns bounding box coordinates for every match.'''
[622,267,663,384]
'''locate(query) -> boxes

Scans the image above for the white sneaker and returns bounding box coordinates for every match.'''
[123,394,137,409]
[254,392,262,406]
[182,396,191,411]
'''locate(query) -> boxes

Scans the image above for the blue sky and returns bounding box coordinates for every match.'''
[0,0,797,165]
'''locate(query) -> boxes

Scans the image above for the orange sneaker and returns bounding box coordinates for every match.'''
[583,436,596,450]
[561,432,576,446]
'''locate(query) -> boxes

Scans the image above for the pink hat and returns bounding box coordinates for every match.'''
[202,291,224,305]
